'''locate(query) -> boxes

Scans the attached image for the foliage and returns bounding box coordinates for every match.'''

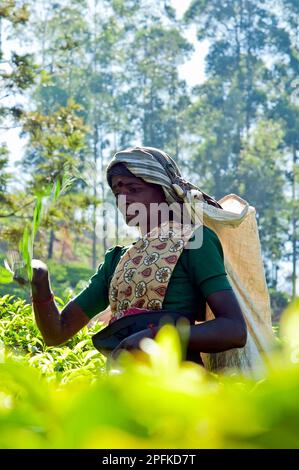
[0,164,81,284]
[0,1,37,219]
[45,261,93,300]
[1,0,298,291]
[269,288,291,322]
[0,293,299,448]
[0,247,95,302]
[183,0,298,293]
[0,294,106,384]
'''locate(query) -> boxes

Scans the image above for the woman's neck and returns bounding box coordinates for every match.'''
[139,213,177,237]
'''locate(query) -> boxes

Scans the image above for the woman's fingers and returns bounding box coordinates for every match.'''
[13,272,29,286]
[13,260,29,286]
[12,258,49,286]
[111,346,123,361]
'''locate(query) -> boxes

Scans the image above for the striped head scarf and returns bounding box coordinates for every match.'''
[106,146,222,226]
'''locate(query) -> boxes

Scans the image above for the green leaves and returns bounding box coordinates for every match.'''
[280,297,299,364]
[53,170,78,201]
[18,225,33,282]
[52,178,61,204]
[0,294,299,448]
[32,195,43,239]
[22,168,78,281]
[0,266,13,284]
[2,163,82,285]
[0,295,105,378]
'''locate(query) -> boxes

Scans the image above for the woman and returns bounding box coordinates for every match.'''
[29,146,247,367]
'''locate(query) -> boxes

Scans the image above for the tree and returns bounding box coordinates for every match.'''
[183,0,285,196]
[266,0,299,298]
[0,1,37,241]
[21,100,89,260]
[182,0,295,298]
[236,120,287,287]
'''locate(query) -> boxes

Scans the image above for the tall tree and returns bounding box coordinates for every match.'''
[117,1,193,152]
[21,99,89,260]
[267,0,299,298]
[182,0,293,298]
[0,1,36,240]
[183,0,285,196]
[236,120,287,286]
[20,0,95,262]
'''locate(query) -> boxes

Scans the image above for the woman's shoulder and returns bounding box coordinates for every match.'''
[180,225,227,285]
[181,224,224,261]
[101,245,129,277]
[188,224,221,245]
[104,244,129,260]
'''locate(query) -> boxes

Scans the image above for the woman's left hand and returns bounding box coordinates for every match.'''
[111,328,153,360]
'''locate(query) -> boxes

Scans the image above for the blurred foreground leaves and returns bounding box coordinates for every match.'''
[0,295,299,448]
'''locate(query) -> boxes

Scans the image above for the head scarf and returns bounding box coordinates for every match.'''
[106,146,222,226]
[107,162,136,185]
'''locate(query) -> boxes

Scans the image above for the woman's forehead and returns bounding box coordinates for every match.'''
[111,174,145,189]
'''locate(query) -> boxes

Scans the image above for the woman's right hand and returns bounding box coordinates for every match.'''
[30,259,51,302]
[31,259,49,286]
[13,259,49,287]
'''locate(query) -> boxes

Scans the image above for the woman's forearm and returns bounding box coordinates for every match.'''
[31,276,90,346]
[31,278,63,345]
[186,317,247,354]
[135,317,247,355]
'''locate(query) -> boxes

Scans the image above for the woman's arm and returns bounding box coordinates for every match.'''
[186,289,247,353]
[111,289,247,360]
[30,260,90,346]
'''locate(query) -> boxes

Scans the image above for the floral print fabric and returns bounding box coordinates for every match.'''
[108,221,194,324]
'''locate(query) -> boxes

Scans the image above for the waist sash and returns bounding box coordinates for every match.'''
[92,307,194,355]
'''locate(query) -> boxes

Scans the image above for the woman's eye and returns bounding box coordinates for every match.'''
[114,187,138,196]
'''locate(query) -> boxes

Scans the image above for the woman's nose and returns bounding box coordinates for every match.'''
[116,195,137,209]
[117,191,136,201]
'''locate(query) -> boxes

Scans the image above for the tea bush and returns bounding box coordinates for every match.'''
[0,295,106,383]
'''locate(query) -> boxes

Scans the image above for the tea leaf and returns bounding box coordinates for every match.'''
[3,258,14,274]
[52,178,61,203]
[32,196,43,239]
[19,226,33,282]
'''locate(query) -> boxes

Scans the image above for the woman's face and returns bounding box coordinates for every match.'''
[111,175,166,227]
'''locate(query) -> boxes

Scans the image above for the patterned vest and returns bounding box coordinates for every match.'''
[108,221,195,324]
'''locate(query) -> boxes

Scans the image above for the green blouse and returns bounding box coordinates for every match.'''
[73,226,233,321]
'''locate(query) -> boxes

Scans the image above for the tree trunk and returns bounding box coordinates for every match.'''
[48,229,55,260]
[92,124,98,270]
[113,130,119,244]
[99,143,107,254]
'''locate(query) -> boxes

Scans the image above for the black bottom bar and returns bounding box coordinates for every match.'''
[1,449,299,465]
